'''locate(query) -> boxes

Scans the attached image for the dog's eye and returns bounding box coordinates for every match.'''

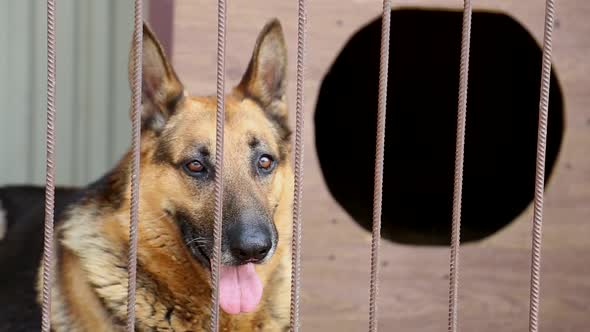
[184,160,205,174]
[258,155,274,171]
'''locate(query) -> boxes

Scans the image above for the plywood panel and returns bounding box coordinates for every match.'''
[171,1,590,330]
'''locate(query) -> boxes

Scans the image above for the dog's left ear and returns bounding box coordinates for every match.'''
[238,19,288,120]
[129,23,184,132]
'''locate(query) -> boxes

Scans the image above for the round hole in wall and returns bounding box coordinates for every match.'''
[314,8,565,245]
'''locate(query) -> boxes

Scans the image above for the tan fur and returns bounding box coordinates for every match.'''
[37,19,293,331]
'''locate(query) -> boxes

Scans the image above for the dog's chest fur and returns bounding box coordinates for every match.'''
[44,205,291,332]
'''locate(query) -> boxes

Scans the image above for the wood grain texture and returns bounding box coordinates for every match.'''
[172,1,590,330]
[148,0,174,61]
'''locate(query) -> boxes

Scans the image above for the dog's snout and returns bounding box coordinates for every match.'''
[227,222,272,263]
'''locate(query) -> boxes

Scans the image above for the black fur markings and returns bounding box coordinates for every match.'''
[84,167,128,210]
[165,307,174,324]
[248,135,261,149]
[173,209,211,268]
[165,91,185,117]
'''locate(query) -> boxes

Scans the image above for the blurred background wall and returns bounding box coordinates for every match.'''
[0,0,163,186]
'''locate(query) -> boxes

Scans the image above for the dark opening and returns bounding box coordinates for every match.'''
[314,8,565,245]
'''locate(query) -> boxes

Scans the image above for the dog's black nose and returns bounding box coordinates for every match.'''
[227,222,272,263]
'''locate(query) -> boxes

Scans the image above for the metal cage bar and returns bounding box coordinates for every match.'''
[209,0,227,330]
[529,0,557,331]
[289,0,307,330]
[126,0,144,330]
[368,1,392,331]
[447,1,472,331]
[41,0,57,331]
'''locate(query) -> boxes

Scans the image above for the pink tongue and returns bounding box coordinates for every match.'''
[219,263,263,314]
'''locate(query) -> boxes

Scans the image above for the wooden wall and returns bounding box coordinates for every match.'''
[172,0,589,330]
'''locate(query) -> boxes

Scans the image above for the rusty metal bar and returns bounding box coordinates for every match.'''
[126,0,143,330]
[209,0,227,330]
[41,0,57,330]
[447,1,472,331]
[289,0,307,330]
[529,0,557,331]
[368,1,391,331]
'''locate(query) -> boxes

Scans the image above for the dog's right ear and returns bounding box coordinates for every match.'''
[128,23,184,132]
[237,19,288,119]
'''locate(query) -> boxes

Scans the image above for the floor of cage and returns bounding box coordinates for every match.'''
[171,0,590,330]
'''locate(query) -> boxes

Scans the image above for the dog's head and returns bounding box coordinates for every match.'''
[128,20,292,314]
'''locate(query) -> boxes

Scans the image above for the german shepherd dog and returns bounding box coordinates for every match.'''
[0,19,293,331]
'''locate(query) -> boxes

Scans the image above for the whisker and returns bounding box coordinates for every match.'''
[186,237,210,246]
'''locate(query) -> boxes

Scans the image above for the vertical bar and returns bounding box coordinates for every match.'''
[126,0,143,330]
[209,0,226,330]
[529,0,556,331]
[447,1,472,331]
[41,0,57,331]
[368,1,391,331]
[289,0,307,329]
